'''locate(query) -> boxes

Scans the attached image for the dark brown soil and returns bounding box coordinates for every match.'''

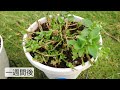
[29,20,91,68]
[43,58,67,68]
[41,23,49,31]
[37,47,46,52]
[30,52,35,58]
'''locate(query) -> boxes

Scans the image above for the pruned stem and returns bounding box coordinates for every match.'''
[65,20,68,30]
[59,26,63,40]
[46,22,50,29]
[53,40,62,50]
[68,23,77,26]
[35,50,57,57]
[66,36,77,39]
[47,17,51,27]
[45,40,56,45]
[37,20,43,31]
[86,54,93,64]
[81,56,85,66]
[68,28,77,31]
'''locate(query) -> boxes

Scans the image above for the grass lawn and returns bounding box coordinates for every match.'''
[0,11,120,79]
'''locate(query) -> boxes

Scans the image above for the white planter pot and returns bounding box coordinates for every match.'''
[0,35,9,79]
[23,15,102,79]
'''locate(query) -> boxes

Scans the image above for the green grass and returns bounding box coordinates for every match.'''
[0,11,120,79]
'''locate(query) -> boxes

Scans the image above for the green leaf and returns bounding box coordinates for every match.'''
[88,44,98,58]
[34,35,43,40]
[66,30,70,36]
[82,19,93,27]
[35,31,44,40]
[60,54,66,60]
[74,43,80,50]
[57,16,64,24]
[67,40,76,46]
[44,30,52,39]
[51,60,61,66]
[88,39,92,44]
[89,26,100,39]
[72,56,77,60]
[72,49,78,60]
[80,28,89,37]
[67,15,74,22]
[77,35,86,41]
[66,62,74,68]
[25,40,32,48]
[77,36,86,48]
[92,35,100,44]
[78,48,85,57]
[52,36,61,41]
[26,48,32,52]
[26,40,40,52]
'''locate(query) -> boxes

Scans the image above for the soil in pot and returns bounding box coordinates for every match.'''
[26,17,94,68]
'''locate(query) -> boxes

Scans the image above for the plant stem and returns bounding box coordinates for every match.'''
[68,23,77,26]
[86,54,93,64]
[37,20,43,31]
[66,36,77,39]
[41,55,47,64]
[53,40,62,50]
[68,28,77,31]
[59,25,63,40]
[45,41,53,45]
[81,56,85,66]
[46,22,50,29]
[65,20,68,30]
[47,16,51,27]
[35,50,57,57]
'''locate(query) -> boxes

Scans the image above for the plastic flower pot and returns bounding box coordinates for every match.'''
[0,35,9,79]
[23,15,102,79]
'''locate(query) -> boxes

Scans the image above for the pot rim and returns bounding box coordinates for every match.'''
[0,35,3,54]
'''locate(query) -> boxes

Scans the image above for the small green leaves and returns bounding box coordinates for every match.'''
[44,30,52,39]
[35,31,44,40]
[57,16,65,25]
[67,20,101,60]
[72,49,78,60]
[50,59,61,66]
[66,62,74,68]
[26,48,32,52]
[26,40,40,52]
[60,54,66,60]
